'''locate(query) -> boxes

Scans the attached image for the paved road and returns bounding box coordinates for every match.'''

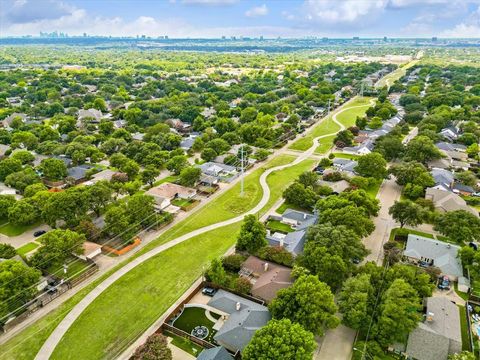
[36,98,373,360]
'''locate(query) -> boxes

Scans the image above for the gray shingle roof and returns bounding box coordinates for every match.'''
[267,229,307,255]
[207,290,270,352]
[403,234,463,278]
[197,347,234,360]
[405,297,461,360]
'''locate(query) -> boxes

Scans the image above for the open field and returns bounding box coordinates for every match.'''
[0,154,313,360]
[0,221,41,237]
[375,60,419,89]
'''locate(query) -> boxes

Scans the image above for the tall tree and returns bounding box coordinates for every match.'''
[338,274,375,331]
[389,200,425,228]
[236,214,267,253]
[434,210,480,243]
[243,319,316,360]
[374,279,421,346]
[355,152,388,180]
[132,333,172,360]
[269,275,339,336]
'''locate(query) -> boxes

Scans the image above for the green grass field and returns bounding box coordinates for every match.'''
[0,153,314,360]
[172,306,217,343]
[0,221,42,237]
[331,152,360,160]
[458,305,471,351]
[375,60,419,89]
[16,242,39,257]
[165,331,203,356]
[47,258,93,281]
[289,97,373,152]
[50,224,240,360]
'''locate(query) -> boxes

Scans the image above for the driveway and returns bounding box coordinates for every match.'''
[315,323,356,360]
[0,223,51,249]
[363,177,402,264]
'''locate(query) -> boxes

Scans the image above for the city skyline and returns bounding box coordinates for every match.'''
[1,0,480,38]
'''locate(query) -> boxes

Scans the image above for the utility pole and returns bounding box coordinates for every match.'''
[327,99,331,114]
[240,145,244,197]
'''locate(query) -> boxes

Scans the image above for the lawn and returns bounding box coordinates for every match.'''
[314,134,336,154]
[152,175,178,187]
[49,223,241,360]
[164,331,203,357]
[375,60,419,89]
[46,257,93,281]
[172,306,217,343]
[365,179,382,199]
[266,220,294,233]
[388,227,455,245]
[16,242,39,257]
[0,221,42,237]
[0,154,313,360]
[332,152,360,160]
[458,305,471,351]
[276,202,308,214]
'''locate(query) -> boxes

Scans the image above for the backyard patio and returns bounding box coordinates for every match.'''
[171,306,222,344]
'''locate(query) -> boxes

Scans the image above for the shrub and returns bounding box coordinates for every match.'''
[133,333,172,360]
[234,277,252,294]
[257,246,294,267]
[0,244,16,259]
[323,172,343,182]
[222,254,246,272]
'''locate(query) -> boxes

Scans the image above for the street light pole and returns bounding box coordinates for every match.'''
[240,144,244,197]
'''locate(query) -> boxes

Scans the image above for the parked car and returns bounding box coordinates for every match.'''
[46,285,57,295]
[438,276,450,290]
[34,230,47,237]
[419,261,430,268]
[473,192,480,197]
[202,287,216,297]
[469,242,478,251]
[352,258,361,264]
[314,166,324,175]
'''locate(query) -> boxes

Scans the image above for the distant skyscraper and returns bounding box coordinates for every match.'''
[353,36,360,40]
[432,36,438,42]
[383,36,387,41]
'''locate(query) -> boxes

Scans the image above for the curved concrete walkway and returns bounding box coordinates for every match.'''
[35,98,374,360]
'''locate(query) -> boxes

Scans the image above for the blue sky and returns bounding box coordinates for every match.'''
[1,0,480,38]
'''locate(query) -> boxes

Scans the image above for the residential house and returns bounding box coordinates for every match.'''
[0,144,10,159]
[166,118,191,134]
[403,234,464,281]
[1,113,27,128]
[180,135,197,151]
[430,168,454,191]
[147,182,196,201]
[453,183,475,196]
[113,119,127,129]
[201,107,216,119]
[400,297,461,360]
[266,230,307,257]
[197,347,234,360]
[6,97,22,106]
[77,241,102,260]
[317,179,351,194]
[425,188,477,216]
[84,169,118,185]
[281,209,318,230]
[199,162,238,183]
[331,158,358,177]
[436,142,466,153]
[67,165,93,184]
[239,256,293,303]
[343,140,374,155]
[78,109,102,123]
[440,127,460,142]
[207,289,271,353]
[131,132,145,141]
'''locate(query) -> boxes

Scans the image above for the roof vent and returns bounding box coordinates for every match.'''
[264,263,269,271]
[236,302,241,311]
[426,312,434,322]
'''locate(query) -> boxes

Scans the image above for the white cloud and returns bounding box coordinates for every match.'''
[442,23,480,37]
[245,4,268,17]
[302,0,386,24]
[181,0,238,5]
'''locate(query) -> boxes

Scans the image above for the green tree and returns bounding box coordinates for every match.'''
[30,230,86,270]
[374,136,404,161]
[298,171,319,188]
[40,158,67,181]
[166,155,188,175]
[105,205,139,242]
[0,243,16,259]
[5,168,41,193]
[126,194,156,228]
[375,279,421,346]
[338,274,374,331]
[389,200,425,228]
[301,246,348,290]
[8,200,38,226]
[23,183,47,197]
[11,150,35,165]
[204,258,227,286]
[269,275,339,336]
[318,205,375,237]
[87,181,113,216]
[243,319,316,360]
[449,351,476,360]
[0,195,16,219]
[283,182,318,210]
[0,158,23,181]
[141,166,160,187]
[355,152,387,179]
[434,210,480,243]
[0,259,41,320]
[200,147,217,162]
[236,214,267,253]
[404,135,442,164]
[132,333,172,360]
[178,166,201,187]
